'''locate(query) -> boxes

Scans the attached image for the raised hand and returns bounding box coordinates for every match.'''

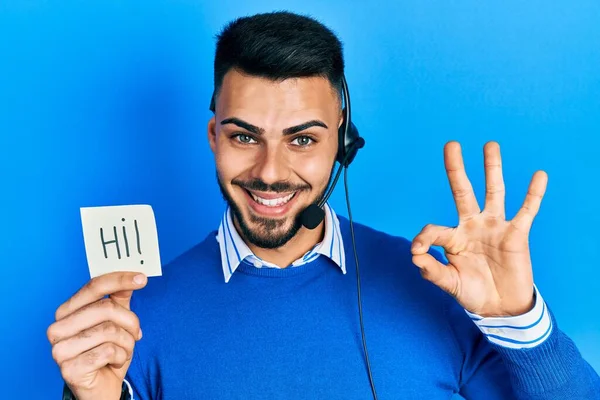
[411,141,547,317]
[47,271,147,400]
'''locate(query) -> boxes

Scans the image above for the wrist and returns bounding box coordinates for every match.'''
[476,287,536,318]
[465,284,552,349]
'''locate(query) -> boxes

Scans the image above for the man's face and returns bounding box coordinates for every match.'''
[208,69,342,249]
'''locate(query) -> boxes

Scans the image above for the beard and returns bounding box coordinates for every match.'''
[216,168,334,249]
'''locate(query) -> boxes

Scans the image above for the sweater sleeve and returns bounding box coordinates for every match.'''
[446,297,600,399]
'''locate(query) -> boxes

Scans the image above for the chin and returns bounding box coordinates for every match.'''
[236,206,303,249]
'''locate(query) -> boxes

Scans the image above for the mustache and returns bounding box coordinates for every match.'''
[232,178,310,193]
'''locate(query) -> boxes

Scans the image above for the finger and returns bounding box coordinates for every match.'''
[61,342,130,382]
[483,141,506,219]
[511,170,548,233]
[48,298,141,345]
[444,141,481,220]
[110,290,135,310]
[412,253,460,298]
[52,321,137,366]
[56,272,147,320]
[411,224,454,255]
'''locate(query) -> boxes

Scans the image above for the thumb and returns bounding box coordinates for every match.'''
[110,274,147,309]
[412,253,460,298]
[411,224,454,255]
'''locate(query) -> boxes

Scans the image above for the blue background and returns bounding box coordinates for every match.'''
[1,1,598,397]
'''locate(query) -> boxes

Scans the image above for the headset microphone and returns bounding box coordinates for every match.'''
[300,137,365,230]
[298,74,365,231]
[299,204,326,230]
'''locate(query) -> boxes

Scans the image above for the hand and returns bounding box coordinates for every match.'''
[47,271,147,400]
[411,141,547,317]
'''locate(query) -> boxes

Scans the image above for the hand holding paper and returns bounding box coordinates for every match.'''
[47,271,147,400]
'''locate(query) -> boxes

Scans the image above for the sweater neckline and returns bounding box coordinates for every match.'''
[235,256,333,279]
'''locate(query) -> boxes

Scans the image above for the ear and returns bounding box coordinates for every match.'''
[207,116,217,153]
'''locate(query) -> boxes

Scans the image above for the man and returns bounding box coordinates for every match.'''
[47,11,599,400]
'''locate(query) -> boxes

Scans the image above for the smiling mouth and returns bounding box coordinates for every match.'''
[245,190,297,207]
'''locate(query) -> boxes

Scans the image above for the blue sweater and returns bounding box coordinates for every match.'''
[126,217,600,399]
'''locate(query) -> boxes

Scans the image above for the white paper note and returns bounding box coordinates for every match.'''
[80,204,162,278]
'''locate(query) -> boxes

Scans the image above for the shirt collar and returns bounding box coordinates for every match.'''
[216,203,346,283]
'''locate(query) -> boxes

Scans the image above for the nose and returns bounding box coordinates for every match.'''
[250,143,291,186]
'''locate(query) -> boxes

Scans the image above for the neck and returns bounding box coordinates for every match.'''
[235,218,325,268]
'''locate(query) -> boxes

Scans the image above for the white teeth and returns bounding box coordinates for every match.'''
[250,192,295,207]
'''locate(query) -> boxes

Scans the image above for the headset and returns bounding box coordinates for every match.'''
[209,75,378,400]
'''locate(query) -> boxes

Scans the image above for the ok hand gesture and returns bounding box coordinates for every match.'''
[411,141,547,317]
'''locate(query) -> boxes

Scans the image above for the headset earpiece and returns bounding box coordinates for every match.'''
[336,75,364,168]
[337,119,363,167]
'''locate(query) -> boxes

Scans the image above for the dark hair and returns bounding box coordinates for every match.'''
[212,11,344,110]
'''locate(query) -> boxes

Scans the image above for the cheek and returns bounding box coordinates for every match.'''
[294,152,334,188]
[214,138,251,180]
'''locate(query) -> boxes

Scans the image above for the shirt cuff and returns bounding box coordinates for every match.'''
[464,285,553,349]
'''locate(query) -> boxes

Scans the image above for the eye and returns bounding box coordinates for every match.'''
[233,134,257,144]
[292,136,314,147]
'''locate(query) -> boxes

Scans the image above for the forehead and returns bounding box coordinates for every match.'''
[217,69,340,119]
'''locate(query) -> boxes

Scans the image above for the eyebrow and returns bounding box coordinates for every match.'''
[220,117,328,136]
